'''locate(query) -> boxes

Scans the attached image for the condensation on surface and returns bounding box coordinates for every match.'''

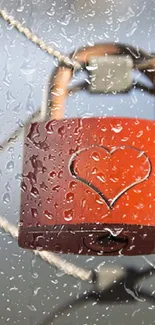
[0,0,155,324]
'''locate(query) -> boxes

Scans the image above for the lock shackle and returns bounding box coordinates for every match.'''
[50,43,155,120]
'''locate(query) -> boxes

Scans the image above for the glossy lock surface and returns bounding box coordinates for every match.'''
[19,117,155,255]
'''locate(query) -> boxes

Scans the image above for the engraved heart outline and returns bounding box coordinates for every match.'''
[68,145,152,209]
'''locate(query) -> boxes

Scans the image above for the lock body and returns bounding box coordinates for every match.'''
[18,117,155,255]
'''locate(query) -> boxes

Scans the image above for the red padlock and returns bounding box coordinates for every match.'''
[18,43,155,256]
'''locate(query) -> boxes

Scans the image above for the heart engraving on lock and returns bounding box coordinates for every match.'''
[69,146,151,209]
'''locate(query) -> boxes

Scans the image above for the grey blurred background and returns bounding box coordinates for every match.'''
[0,0,155,324]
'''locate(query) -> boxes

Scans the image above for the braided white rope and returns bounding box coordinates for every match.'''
[0,215,92,281]
[0,9,81,70]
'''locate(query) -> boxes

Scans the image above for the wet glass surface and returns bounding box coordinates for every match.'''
[0,0,155,324]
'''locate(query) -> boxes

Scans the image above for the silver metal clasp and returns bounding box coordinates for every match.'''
[88,55,133,93]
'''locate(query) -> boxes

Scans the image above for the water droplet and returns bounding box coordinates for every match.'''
[137,130,143,138]
[12,103,22,114]
[92,152,100,161]
[50,171,56,178]
[33,287,41,296]
[52,185,60,192]
[55,269,65,277]
[47,7,56,17]
[17,4,24,12]
[46,197,52,203]
[3,192,11,204]
[64,209,73,221]
[121,137,129,142]
[111,125,123,133]
[8,147,14,153]
[49,154,55,161]
[45,121,54,134]
[86,65,98,71]
[10,286,18,291]
[97,173,106,183]
[124,283,144,302]
[70,181,77,189]
[104,227,123,237]
[21,181,27,192]
[58,126,65,136]
[69,148,78,155]
[54,202,58,209]
[134,120,140,125]
[30,155,43,171]
[27,305,37,312]
[31,208,38,218]
[81,199,86,207]
[96,198,104,205]
[101,127,107,132]
[136,203,144,209]
[148,305,155,310]
[40,182,48,191]
[58,13,72,26]
[26,172,36,186]
[58,171,63,178]
[109,177,119,183]
[5,182,11,191]
[15,173,22,181]
[126,22,138,37]
[44,210,53,220]
[31,187,39,198]
[6,160,14,171]
[66,192,74,203]
[108,106,114,111]
[118,7,135,23]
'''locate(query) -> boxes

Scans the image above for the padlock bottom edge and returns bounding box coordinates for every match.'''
[18,222,155,256]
